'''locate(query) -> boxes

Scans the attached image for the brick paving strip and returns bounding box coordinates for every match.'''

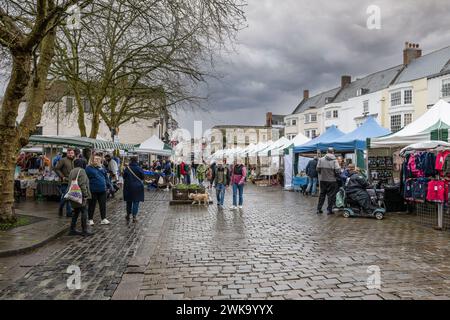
[1,186,450,300]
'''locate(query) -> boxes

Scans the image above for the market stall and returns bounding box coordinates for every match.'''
[399,141,450,230]
[367,100,450,228]
[317,117,390,169]
[17,135,136,201]
[283,133,311,190]
[136,135,173,157]
[291,126,345,190]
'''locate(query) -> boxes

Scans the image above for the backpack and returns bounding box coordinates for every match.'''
[233,164,243,176]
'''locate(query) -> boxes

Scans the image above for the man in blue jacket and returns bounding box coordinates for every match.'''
[305,157,318,197]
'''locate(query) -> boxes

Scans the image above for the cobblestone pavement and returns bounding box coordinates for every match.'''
[0,192,169,300]
[138,186,450,300]
[1,186,450,300]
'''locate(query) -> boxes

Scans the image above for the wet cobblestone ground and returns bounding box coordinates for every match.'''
[1,186,450,300]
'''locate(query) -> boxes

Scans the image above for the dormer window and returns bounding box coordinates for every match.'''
[325,97,333,104]
[357,88,369,96]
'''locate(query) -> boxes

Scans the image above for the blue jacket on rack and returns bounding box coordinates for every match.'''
[423,152,437,177]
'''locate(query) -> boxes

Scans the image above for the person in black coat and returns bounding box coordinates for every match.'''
[123,157,145,223]
[344,164,377,214]
[305,157,319,196]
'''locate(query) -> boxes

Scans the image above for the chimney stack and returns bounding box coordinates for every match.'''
[403,42,422,66]
[341,75,351,88]
[266,112,273,127]
[303,90,309,100]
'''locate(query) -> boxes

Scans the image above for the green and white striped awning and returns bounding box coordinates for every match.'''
[28,135,136,151]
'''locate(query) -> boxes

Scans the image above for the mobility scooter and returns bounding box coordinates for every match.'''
[335,187,386,220]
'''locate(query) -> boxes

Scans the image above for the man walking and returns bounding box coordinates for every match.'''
[316,148,340,215]
[305,156,319,196]
[212,160,230,209]
[55,148,75,217]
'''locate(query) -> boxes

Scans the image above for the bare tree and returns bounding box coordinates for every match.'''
[51,0,246,139]
[0,0,92,223]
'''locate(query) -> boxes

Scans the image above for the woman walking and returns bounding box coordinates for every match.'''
[67,159,93,236]
[86,154,111,226]
[123,157,145,223]
[230,158,247,210]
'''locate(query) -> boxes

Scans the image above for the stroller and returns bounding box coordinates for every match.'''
[335,187,386,220]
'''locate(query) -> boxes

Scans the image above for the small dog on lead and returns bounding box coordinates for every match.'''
[189,193,210,206]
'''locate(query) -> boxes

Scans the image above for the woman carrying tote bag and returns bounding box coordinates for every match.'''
[67,159,93,236]
[123,157,145,223]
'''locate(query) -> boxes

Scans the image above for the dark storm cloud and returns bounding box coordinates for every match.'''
[177,0,450,132]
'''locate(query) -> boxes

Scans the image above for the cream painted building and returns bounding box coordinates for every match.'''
[15,83,175,145]
[285,43,450,137]
[381,44,450,132]
[209,125,280,153]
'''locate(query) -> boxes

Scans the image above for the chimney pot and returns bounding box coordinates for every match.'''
[266,112,273,127]
[303,90,309,100]
[341,75,351,88]
[403,41,422,65]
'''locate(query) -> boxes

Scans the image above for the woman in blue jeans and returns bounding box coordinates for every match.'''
[123,157,145,223]
[230,159,247,210]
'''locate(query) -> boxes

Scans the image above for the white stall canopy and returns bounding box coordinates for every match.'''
[136,135,172,156]
[370,100,450,148]
[258,137,291,157]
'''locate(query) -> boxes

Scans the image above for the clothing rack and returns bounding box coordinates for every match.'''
[403,147,449,230]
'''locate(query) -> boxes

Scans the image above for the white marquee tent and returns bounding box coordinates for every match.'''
[284,133,311,190]
[370,99,450,148]
[136,135,172,156]
[258,137,291,157]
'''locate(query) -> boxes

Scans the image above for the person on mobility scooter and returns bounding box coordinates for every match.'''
[337,163,386,220]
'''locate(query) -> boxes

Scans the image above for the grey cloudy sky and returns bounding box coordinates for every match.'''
[175,0,450,133]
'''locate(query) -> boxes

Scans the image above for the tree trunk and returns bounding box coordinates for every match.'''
[0,52,32,223]
[74,90,87,137]
[19,28,57,145]
[0,28,56,223]
[0,127,19,223]
[89,111,100,139]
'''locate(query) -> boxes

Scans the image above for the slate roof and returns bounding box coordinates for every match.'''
[395,45,450,84]
[292,87,340,114]
[333,65,403,103]
[290,45,450,115]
